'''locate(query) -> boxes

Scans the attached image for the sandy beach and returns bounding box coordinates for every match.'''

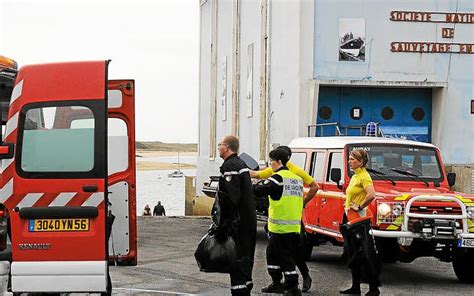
[136,150,197,171]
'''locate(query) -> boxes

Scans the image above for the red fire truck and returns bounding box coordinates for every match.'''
[0,57,137,294]
[289,137,474,283]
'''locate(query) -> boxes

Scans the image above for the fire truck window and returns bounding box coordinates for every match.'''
[290,152,306,170]
[21,106,95,172]
[327,152,343,182]
[108,118,128,175]
[311,152,325,182]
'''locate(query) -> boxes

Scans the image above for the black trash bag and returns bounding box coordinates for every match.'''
[194,231,237,273]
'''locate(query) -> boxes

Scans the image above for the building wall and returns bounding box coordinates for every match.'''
[198,0,474,194]
[238,0,262,159]
[197,0,314,193]
[313,0,474,164]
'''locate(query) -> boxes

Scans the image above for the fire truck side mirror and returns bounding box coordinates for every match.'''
[447,172,456,187]
[0,143,14,159]
[330,168,342,189]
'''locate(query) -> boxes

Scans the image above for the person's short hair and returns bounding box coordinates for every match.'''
[269,148,289,166]
[223,135,239,153]
[277,146,292,160]
[350,149,369,167]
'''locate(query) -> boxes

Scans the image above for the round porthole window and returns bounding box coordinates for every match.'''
[350,107,363,120]
[381,107,394,120]
[318,106,332,120]
[412,107,425,121]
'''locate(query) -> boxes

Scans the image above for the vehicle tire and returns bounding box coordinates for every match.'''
[300,229,314,261]
[375,238,400,263]
[452,245,474,283]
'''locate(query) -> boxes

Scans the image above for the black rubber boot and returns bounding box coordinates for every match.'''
[365,287,380,296]
[339,286,361,295]
[284,288,302,296]
[301,273,312,292]
[262,282,284,294]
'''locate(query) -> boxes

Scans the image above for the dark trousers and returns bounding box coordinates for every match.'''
[266,232,300,291]
[229,229,256,296]
[296,236,309,275]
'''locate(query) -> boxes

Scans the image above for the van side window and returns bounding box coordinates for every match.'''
[311,152,325,182]
[290,152,306,170]
[327,152,343,182]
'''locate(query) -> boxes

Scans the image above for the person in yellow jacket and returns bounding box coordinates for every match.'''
[253,148,305,296]
[250,146,318,207]
[250,146,318,292]
[340,149,380,296]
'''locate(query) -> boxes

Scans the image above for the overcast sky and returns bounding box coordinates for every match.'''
[0,0,199,143]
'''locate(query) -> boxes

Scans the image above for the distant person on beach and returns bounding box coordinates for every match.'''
[143,204,152,216]
[153,201,166,216]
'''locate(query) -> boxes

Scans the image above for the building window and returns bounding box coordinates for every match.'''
[318,106,332,120]
[412,107,425,121]
[381,106,394,120]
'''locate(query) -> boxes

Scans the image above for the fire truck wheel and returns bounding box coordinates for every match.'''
[452,246,474,284]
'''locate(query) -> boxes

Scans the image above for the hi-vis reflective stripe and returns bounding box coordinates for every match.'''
[9,80,23,105]
[394,194,410,201]
[17,193,43,208]
[268,217,300,225]
[49,192,76,206]
[0,179,13,203]
[231,285,247,290]
[267,265,281,269]
[284,270,297,275]
[221,168,250,176]
[3,112,19,140]
[81,192,104,207]
[246,281,253,286]
[268,177,283,186]
[0,157,14,174]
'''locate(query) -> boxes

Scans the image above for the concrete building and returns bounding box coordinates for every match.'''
[197,0,474,192]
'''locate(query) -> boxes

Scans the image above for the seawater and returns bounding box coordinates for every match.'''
[136,156,197,216]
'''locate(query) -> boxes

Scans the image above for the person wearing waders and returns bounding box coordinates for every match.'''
[215,135,257,296]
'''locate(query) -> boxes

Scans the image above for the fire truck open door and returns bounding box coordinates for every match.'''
[0,61,110,293]
[107,80,137,265]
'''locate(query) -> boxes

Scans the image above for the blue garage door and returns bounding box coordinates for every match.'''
[316,87,432,142]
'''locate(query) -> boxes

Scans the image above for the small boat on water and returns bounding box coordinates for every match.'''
[167,143,184,178]
[168,170,184,178]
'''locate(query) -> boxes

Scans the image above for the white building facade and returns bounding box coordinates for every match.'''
[198,0,474,191]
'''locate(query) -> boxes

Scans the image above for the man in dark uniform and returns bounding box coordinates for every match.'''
[215,135,257,296]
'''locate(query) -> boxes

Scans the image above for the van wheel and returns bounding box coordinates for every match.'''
[453,246,474,283]
[375,238,400,263]
[300,230,314,261]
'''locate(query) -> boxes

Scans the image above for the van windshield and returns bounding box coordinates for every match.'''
[347,144,443,181]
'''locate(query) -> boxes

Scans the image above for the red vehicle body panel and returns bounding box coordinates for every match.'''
[2,61,108,262]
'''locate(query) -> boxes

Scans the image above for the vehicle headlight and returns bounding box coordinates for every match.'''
[377,203,392,217]
[467,207,474,219]
[392,204,403,216]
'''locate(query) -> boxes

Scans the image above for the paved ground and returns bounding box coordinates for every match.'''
[110,217,474,295]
